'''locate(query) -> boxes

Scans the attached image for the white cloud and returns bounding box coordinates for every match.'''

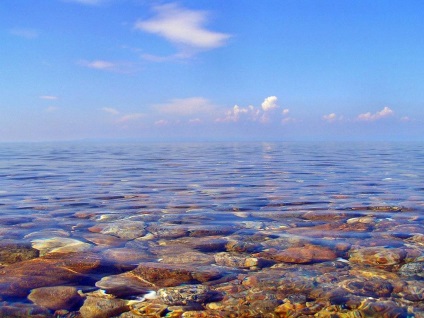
[261,96,278,111]
[135,3,230,50]
[217,105,260,122]
[79,60,135,73]
[155,97,216,115]
[400,116,411,122]
[189,118,202,124]
[102,107,120,115]
[357,107,394,121]
[117,113,144,123]
[322,113,339,122]
[10,28,39,39]
[282,109,290,115]
[39,95,58,100]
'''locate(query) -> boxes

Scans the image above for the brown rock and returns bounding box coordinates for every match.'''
[349,247,406,268]
[79,296,129,318]
[0,242,39,265]
[273,245,337,264]
[0,252,101,297]
[28,286,82,310]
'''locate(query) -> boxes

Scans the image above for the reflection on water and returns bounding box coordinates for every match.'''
[0,142,423,316]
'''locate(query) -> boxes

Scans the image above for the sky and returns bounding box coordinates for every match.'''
[1,0,424,142]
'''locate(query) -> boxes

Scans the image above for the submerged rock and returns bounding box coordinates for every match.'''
[89,220,146,240]
[28,286,82,311]
[79,296,129,318]
[158,284,213,306]
[31,237,92,256]
[0,252,101,297]
[0,242,39,265]
[349,247,406,268]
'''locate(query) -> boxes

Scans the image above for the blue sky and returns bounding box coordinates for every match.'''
[1,0,423,142]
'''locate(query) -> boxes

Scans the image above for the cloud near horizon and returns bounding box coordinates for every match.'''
[154,97,217,116]
[357,106,394,121]
[135,3,230,54]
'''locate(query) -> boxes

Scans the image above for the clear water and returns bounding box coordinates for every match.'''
[0,141,424,313]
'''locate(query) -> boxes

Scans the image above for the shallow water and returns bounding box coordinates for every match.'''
[0,141,424,316]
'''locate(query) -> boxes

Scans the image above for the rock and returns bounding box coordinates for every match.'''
[349,247,406,268]
[0,252,101,297]
[0,242,39,265]
[397,281,424,301]
[399,262,424,278]
[95,272,155,298]
[271,246,337,264]
[28,286,82,310]
[214,252,273,269]
[79,296,130,318]
[339,278,393,297]
[0,302,52,317]
[158,284,213,305]
[147,224,188,239]
[102,248,154,269]
[89,220,146,240]
[123,301,167,317]
[188,225,237,237]
[31,237,92,256]
[83,233,125,247]
[131,262,223,287]
[160,251,215,266]
[225,240,261,253]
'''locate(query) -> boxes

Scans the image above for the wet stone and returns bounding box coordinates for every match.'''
[158,284,213,306]
[83,233,125,247]
[147,224,188,239]
[349,247,406,268]
[31,237,92,256]
[89,220,146,240]
[159,251,215,266]
[339,278,393,297]
[0,301,53,318]
[79,296,130,318]
[399,261,424,278]
[0,252,101,297]
[0,242,39,265]
[270,245,337,264]
[102,248,154,269]
[214,252,273,269]
[27,286,82,311]
[95,272,155,298]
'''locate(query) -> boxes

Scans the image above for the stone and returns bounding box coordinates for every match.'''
[272,245,337,264]
[0,252,101,297]
[28,286,82,310]
[130,262,223,287]
[214,252,273,269]
[0,242,39,265]
[89,220,146,240]
[158,284,212,305]
[349,247,406,268]
[147,224,188,239]
[102,248,154,268]
[83,233,125,247]
[31,237,92,256]
[0,302,52,317]
[399,261,424,278]
[79,296,130,318]
[339,278,393,297]
[95,272,155,298]
[160,251,215,266]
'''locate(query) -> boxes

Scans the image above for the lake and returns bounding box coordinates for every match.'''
[0,142,423,317]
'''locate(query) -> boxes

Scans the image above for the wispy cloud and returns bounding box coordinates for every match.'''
[155,119,169,126]
[135,3,230,58]
[154,97,216,116]
[102,107,120,115]
[39,95,58,100]
[117,113,144,123]
[78,60,135,73]
[357,106,394,121]
[10,28,39,39]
